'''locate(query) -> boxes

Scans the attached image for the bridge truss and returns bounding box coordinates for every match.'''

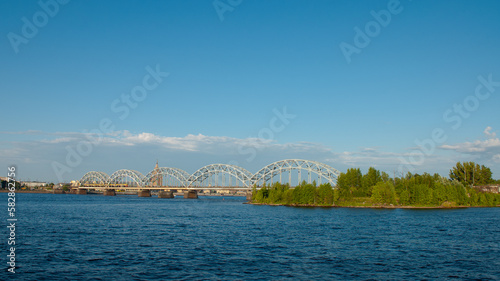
[144,167,191,188]
[187,164,253,189]
[108,169,146,188]
[79,171,110,187]
[251,159,340,187]
[78,159,340,189]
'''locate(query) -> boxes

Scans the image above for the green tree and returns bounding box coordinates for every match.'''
[255,189,264,202]
[336,168,363,199]
[399,189,410,205]
[62,184,71,192]
[371,182,396,204]
[381,171,390,182]
[452,181,467,205]
[254,184,269,203]
[292,184,315,204]
[468,188,479,206]
[336,172,350,200]
[361,167,381,196]
[283,189,293,204]
[302,183,316,204]
[333,188,340,203]
[432,182,446,205]
[450,162,493,186]
[316,183,334,205]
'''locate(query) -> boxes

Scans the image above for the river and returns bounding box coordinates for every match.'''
[2,193,499,280]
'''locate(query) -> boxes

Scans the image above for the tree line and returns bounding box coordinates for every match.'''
[251,162,500,207]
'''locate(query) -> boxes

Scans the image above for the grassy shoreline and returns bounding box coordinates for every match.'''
[246,202,499,209]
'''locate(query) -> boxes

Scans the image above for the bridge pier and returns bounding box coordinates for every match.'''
[76,189,88,195]
[158,190,174,198]
[183,190,198,199]
[246,192,252,201]
[103,189,116,196]
[138,190,151,197]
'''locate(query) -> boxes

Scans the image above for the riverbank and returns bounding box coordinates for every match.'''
[0,189,52,193]
[0,190,246,197]
[247,202,499,209]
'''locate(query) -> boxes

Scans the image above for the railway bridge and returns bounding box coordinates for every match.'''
[74,159,340,199]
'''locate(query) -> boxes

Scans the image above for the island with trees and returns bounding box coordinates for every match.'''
[250,162,500,208]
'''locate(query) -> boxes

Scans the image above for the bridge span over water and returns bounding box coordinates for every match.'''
[75,159,340,198]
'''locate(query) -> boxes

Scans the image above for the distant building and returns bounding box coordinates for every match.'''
[54,183,72,189]
[473,184,500,194]
[22,181,47,188]
[149,161,163,187]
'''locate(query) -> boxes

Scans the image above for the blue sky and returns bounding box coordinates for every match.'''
[1,0,499,182]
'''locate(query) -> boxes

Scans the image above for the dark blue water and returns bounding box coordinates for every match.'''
[2,193,499,280]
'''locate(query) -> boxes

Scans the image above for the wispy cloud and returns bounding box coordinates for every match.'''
[40,137,80,144]
[330,147,447,169]
[100,131,309,153]
[2,129,499,182]
[334,148,402,166]
[439,127,500,163]
[484,126,497,138]
[0,130,88,137]
[0,130,339,181]
[492,154,500,163]
[440,138,500,153]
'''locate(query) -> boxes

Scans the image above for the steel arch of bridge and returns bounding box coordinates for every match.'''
[108,169,146,187]
[187,164,253,188]
[80,171,110,186]
[144,167,191,187]
[251,159,340,186]
[78,159,340,189]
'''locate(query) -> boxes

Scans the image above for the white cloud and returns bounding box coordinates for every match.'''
[0,130,340,182]
[2,130,499,182]
[484,126,497,138]
[0,130,90,137]
[440,138,500,153]
[41,137,79,144]
[439,127,500,166]
[111,131,285,152]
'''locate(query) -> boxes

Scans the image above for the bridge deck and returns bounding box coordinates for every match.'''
[79,186,251,191]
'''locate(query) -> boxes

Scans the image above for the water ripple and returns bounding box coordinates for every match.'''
[2,193,499,280]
